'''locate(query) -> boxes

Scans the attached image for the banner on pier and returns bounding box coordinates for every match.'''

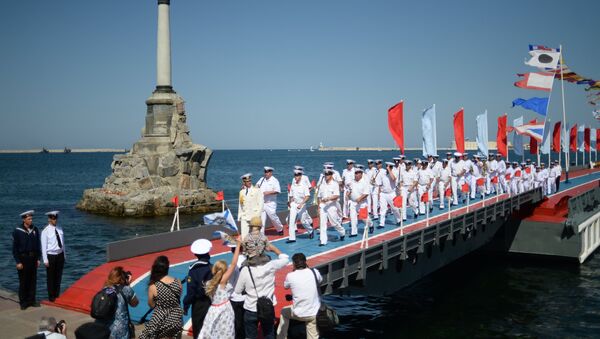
[453,108,465,153]
[388,101,405,154]
[421,104,437,157]
[496,115,508,157]
[476,110,488,157]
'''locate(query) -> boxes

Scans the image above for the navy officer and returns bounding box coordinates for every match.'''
[41,211,66,302]
[12,210,41,310]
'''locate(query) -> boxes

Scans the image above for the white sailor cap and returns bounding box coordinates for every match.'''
[427,154,433,158]
[323,169,334,175]
[399,155,406,159]
[416,160,422,164]
[293,169,303,175]
[191,238,212,255]
[541,163,546,166]
[496,154,502,157]
[294,165,304,171]
[463,152,469,157]
[45,211,60,218]
[443,159,449,163]
[240,173,252,180]
[454,152,462,157]
[405,160,413,165]
[392,157,402,161]
[346,159,355,164]
[553,160,559,163]
[489,153,495,157]
[446,152,453,156]
[323,164,334,169]
[512,161,518,165]
[375,159,383,164]
[324,162,334,166]
[526,159,531,162]
[20,210,34,218]
[433,155,439,158]
[520,162,526,165]
[367,159,374,163]
[356,164,365,170]
[263,166,274,172]
[354,167,364,173]
[385,161,395,166]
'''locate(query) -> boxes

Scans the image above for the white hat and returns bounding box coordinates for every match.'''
[355,164,365,169]
[375,159,383,164]
[346,159,355,164]
[416,159,422,164]
[240,173,252,180]
[324,164,334,169]
[263,166,274,172]
[323,169,334,175]
[45,211,60,217]
[446,152,453,156]
[354,167,364,173]
[191,239,212,255]
[443,159,449,163]
[294,165,304,171]
[405,160,413,165]
[367,159,374,163]
[399,155,406,159]
[392,157,401,161]
[385,161,395,166]
[293,169,303,175]
[454,152,462,157]
[20,210,34,218]
[324,162,334,166]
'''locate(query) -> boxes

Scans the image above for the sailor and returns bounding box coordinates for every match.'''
[554,160,562,191]
[488,153,498,194]
[430,155,442,203]
[521,161,531,191]
[341,160,356,219]
[496,154,507,194]
[347,167,372,236]
[438,159,452,209]
[287,170,314,243]
[540,163,549,195]
[369,160,383,220]
[317,169,345,246]
[377,162,403,226]
[509,162,520,194]
[183,239,213,338]
[12,210,41,310]
[365,160,376,216]
[470,155,483,199]
[399,160,418,220]
[517,162,525,193]
[237,173,264,238]
[547,162,557,195]
[41,211,65,302]
[392,156,403,187]
[256,167,285,235]
[450,152,465,205]
[417,160,433,215]
[292,166,314,228]
[533,166,544,189]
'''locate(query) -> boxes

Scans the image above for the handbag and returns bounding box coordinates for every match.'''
[247,266,275,321]
[311,269,339,332]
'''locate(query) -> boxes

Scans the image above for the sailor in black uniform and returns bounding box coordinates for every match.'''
[12,210,42,310]
[183,238,213,338]
[41,211,65,302]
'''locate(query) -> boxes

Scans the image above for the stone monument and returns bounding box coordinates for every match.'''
[78,0,219,217]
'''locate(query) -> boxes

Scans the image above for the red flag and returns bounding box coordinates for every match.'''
[529,119,538,154]
[445,187,452,198]
[515,170,521,177]
[421,192,429,203]
[585,127,591,152]
[171,195,179,206]
[552,121,562,153]
[491,176,499,184]
[215,191,224,201]
[525,167,531,174]
[597,129,600,152]
[358,207,368,220]
[388,101,405,155]
[497,115,508,157]
[570,124,578,152]
[461,183,469,193]
[476,178,485,187]
[311,179,316,188]
[505,174,511,181]
[393,195,403,208]
[453,108,465,153]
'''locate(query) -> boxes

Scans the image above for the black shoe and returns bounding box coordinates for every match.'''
[49,298,56,302]
[396,222,401,226]
[286,239,296,244]
[277,231,284,236]
[319,243,326,247]
[349,234,358,238]
[414,214,418,219]
[369,227,374,234]
[30,302,40,307]
[340,235,345,241]
[377,225,385,229]
[20,305,27,310]
[308,231,314,239]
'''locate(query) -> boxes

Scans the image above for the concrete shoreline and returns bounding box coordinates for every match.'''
[0,149,127,154]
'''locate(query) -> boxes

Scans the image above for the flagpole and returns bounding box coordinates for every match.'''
[559,44,570,182]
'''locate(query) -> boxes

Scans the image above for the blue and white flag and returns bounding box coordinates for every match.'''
[541,120,552,154]
[514,121,545,142]
[512,97,549,116]
[476,110,489,157]
[578,124,585,152]
[421,104,437,157]
[513,116,524,156]
[203,208,238,232]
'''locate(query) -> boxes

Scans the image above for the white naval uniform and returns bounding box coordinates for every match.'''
[238,186,264,238]
[298,174,314,227]
[430,161,442,203]
[376,170,402,226]
[256,176,284,232]
[540,168,549,195]
[417,168,433,214]
[288,181,313,241]
[489,159,499,194]
[341,167,356,218]
[497,160,507,194]
[348,178,371,235]
[41,224,65,264]
[470,161,483,199]
[450,160,465,205]
[533,170,544,189]
[365,166,378,215]
[318,179,345,245]
[438,165,451,208]
[400,169,418,220]
[548,166,558,195]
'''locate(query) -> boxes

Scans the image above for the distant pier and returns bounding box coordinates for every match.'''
[0,148,127,154]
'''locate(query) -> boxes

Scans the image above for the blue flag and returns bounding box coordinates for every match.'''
[512,97,549,116]
[476,110,488,157]
[421,104,437,157]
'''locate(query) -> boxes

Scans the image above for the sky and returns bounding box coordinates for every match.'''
[0,0,598,150]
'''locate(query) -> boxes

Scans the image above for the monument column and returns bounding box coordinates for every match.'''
[156,0,173,93]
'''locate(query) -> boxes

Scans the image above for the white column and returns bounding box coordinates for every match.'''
[156,0,172,91]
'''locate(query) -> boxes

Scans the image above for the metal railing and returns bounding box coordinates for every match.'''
[577,210,600,263]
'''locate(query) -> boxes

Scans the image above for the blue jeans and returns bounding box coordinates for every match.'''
[244,310,274,339]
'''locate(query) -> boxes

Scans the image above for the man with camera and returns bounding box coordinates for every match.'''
[276,253,322,339]
[32,317,67,339]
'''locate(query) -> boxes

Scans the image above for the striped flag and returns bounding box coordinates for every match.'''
[513,121,545,142]
[514,72,554,91]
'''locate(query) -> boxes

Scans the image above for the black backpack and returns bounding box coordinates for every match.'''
[90,286,119,320]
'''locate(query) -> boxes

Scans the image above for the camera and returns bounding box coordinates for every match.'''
[123,270,133,285]
[55,320,66,334]
[285,294,293,301]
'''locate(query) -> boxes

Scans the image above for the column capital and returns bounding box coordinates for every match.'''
[158,0,170,5]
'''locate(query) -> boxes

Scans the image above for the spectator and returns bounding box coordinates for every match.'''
[234,243,289,339]
[276,253,321,339]
[242,216,271,266]
[183,239,213,338]
[140,256,183,339]
[31,317,67,339]
[101,266,139,338]
[229,245,247,339]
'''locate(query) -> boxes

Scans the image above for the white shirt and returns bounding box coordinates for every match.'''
[257,176,281,204]
[376,170,395,194]
[342,167,355,188]
[41,224,65,264]
[432,161,443,178]
[284,268,323,318]
[348,178,370,202]
[37,331,66,339]
[472,161,482,178]
[489,160,498,175]
[440,165,451,183]
[450,160,464,177]
[234,253,290,312]
[318,179,340,205]
[289,181,310,204]
[417,168,433,186]
[401,168,417,187]
[498,160,507,174]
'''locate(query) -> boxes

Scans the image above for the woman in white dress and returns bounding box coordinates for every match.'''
[198,239,241,339]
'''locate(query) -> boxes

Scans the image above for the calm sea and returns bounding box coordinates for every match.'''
[1,150,598,338]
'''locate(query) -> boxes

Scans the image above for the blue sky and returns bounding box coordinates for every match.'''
[0,0,598,150]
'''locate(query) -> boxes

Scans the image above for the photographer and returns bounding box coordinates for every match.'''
[34,317,67,338]
[102,266,139,338]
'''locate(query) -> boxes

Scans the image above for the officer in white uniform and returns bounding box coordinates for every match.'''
[540,163,549,195]
[417,161,433,215]
[317,169,346,246]
[547,162,557,195]
[470,155,483,199]
[377,162,403,227]
[521,161,531,191]
[450,152,465,205]
[438,159,451,209]
[533,166,544,189]
[40,211,65,302]
[347,168,372,236]
[365,160,376,215]
[293,166,314,228]
[370,160,383,219]
[400,160,419,220]
[496,154,507,194]
[554,160,562,191]
[287,170,314,243]
[238,173,264,238]
[256,167,284,235]
[430,155,442,205]
[341,160,356,219]
[488,153,498,194]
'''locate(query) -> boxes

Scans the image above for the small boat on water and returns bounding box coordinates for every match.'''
[40,147,49,154]
[64,147,72,153]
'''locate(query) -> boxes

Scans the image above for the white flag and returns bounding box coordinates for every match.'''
[476,110,488,157]
[525,50,560,70]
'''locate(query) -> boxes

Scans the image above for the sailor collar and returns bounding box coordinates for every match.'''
[16,224,35,234]
[189,260,210,269]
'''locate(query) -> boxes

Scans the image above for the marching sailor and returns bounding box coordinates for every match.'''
[540,163,549,195]
[417,160,433,215]
[463,153,474,199]
[365,160,376,216]
[12,210,41,310]
[496,154,508,194]
[488,153,498,194]
[317,169,345,246]
[438,159,452,209]
[287,170,314,243]
[400,160,419,220]
[347,167,372,236]
[553,160,562,191]
[256,167,285,235]
[293,166,314,228]
[533,165,544,189]
[41,211,65,302]
[430,155,442,206]
[547,162,558,195]
[370,160,383,220]
[238,173,264,238]
[450,152,465,205]
[470,155,483,199]
[521,161,531,191]
[377,162,403,227]
[341,160,356,219]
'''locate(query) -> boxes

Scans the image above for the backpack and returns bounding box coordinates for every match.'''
[90,286,119,320]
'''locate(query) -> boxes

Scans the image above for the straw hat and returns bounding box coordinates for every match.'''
[249,216,262,229]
